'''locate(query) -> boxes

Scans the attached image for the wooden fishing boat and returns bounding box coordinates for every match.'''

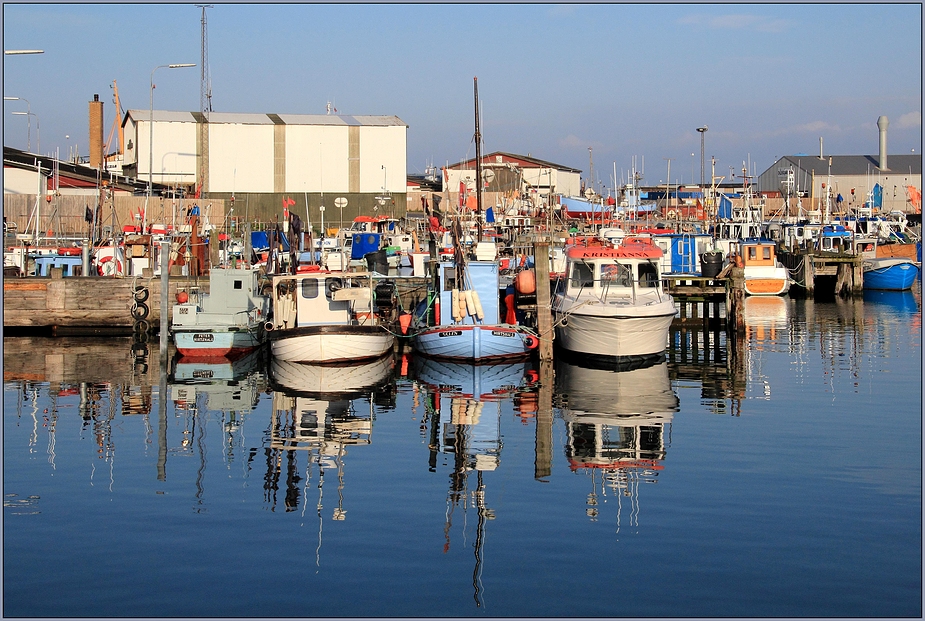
[265,269,397,364]
[736,238,791,296]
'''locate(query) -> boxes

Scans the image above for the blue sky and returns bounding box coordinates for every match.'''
[3,3,921,191]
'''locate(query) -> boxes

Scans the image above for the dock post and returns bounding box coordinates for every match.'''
[533,240,553,361]
[534,358,554,480]
[159,240,170,369]
[727,266,746,335]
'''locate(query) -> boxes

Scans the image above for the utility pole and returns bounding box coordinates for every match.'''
[197,4,213,197]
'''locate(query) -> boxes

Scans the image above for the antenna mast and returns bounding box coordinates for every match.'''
[197,4,213,196]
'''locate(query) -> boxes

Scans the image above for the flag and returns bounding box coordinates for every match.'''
[485,206,495,223]
[459,181,466,208]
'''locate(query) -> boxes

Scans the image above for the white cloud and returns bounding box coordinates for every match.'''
[894,111,922,129]
[677,13,791,33]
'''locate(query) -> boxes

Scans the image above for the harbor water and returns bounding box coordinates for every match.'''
[3,284,921,617]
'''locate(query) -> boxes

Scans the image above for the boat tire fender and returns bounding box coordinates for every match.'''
[131,302,149,320]
[524,334,540,350]
[133,286,149,302]
[326,278,343,297]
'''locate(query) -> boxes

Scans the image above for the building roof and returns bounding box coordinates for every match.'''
[125,110,407,127]
[779,154,921,177]
[448,151,582,174]
[3,146,146,192]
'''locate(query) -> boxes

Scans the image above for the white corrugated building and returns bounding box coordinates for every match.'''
[122,110,407,198]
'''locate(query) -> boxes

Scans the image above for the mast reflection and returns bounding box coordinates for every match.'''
[412,356,537,608]
[266,355,394,561]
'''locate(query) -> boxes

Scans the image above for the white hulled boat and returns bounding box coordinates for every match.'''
[266,269,397,363]
[552,236,676,363]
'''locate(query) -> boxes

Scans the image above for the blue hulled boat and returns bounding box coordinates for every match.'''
[862,257,919,290]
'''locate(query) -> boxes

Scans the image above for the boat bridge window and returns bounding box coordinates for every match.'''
[570,262,594,289]
[601,263,632,287]
[301,278,320,299]
[638,262,659,287]
[762,247,771,260]
[234,280,242,290]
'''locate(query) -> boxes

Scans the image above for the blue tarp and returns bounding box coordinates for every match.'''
[251,231,290,251]
[717,194,734,220]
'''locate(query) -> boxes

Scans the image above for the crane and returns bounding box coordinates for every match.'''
[104,80,125,167]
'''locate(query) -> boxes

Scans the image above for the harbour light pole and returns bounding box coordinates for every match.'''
[696,126,708,189]
[148,63,195,225]
[5,96,33,151]
[4,49,44,55]
[11,110,39,154]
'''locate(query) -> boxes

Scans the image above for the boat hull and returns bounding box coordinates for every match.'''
[553,302,676,359]
[863,258,919,290]
[411,324,537,361]
[744,277,791,296]
[269,324,396,363]
[173,326,265,359]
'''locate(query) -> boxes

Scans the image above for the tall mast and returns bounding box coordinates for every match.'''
[473,77,483,243]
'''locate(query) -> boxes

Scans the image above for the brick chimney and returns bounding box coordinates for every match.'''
[89,94,103,169]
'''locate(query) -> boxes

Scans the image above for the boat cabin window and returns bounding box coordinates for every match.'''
[443,267,456,291]
[301,278,320,299]
[747,247,757,261]
[233,280,243,290]
[601,263,632,287]
[763,247,771,260]
[638,262,659,287]
[570,262,594,289]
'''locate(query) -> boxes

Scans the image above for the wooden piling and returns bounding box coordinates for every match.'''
[533,240,554,361]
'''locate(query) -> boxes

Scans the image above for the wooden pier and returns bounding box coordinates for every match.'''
[777,251,863,298]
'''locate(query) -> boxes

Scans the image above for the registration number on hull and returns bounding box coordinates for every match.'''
[193,333,215,342]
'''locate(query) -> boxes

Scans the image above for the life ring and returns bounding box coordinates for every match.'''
[523,334,540,350]
[131,302,149,320]
[98,255,123,276]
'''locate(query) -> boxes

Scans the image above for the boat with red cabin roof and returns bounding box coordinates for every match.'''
[551,236,676,363]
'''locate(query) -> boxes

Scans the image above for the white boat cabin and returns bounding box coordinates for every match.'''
[270,272,379,330]
[560,241,666,301]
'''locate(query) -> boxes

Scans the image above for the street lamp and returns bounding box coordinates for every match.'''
[696,126,708,188]
[11,111,39,153]
[5,96,33,151]
[4,49,43,55]
[148,63,196,202]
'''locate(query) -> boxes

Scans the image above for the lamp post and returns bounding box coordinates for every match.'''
[5,96,33,151]
[696,126,708,189]
[690,153,695,186]
[11,110,39,153]
[148,63,195,206]
[4,49,43,55]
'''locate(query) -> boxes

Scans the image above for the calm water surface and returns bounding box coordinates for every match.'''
[3,285,921,617]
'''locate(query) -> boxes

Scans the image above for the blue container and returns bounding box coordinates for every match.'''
[351,232,381,260]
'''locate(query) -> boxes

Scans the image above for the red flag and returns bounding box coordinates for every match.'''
[459,181,466,208]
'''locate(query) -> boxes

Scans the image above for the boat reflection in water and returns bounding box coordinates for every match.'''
[555,355,679,530]
[169,348,268,455]
[862,288,921,315]
[412,355,538,608]
[266,353,394,558]
[742,295,789,343]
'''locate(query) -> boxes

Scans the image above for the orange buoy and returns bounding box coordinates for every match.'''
[514,269,536,295]
[176,291,189,304]
[399,312,412,335]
